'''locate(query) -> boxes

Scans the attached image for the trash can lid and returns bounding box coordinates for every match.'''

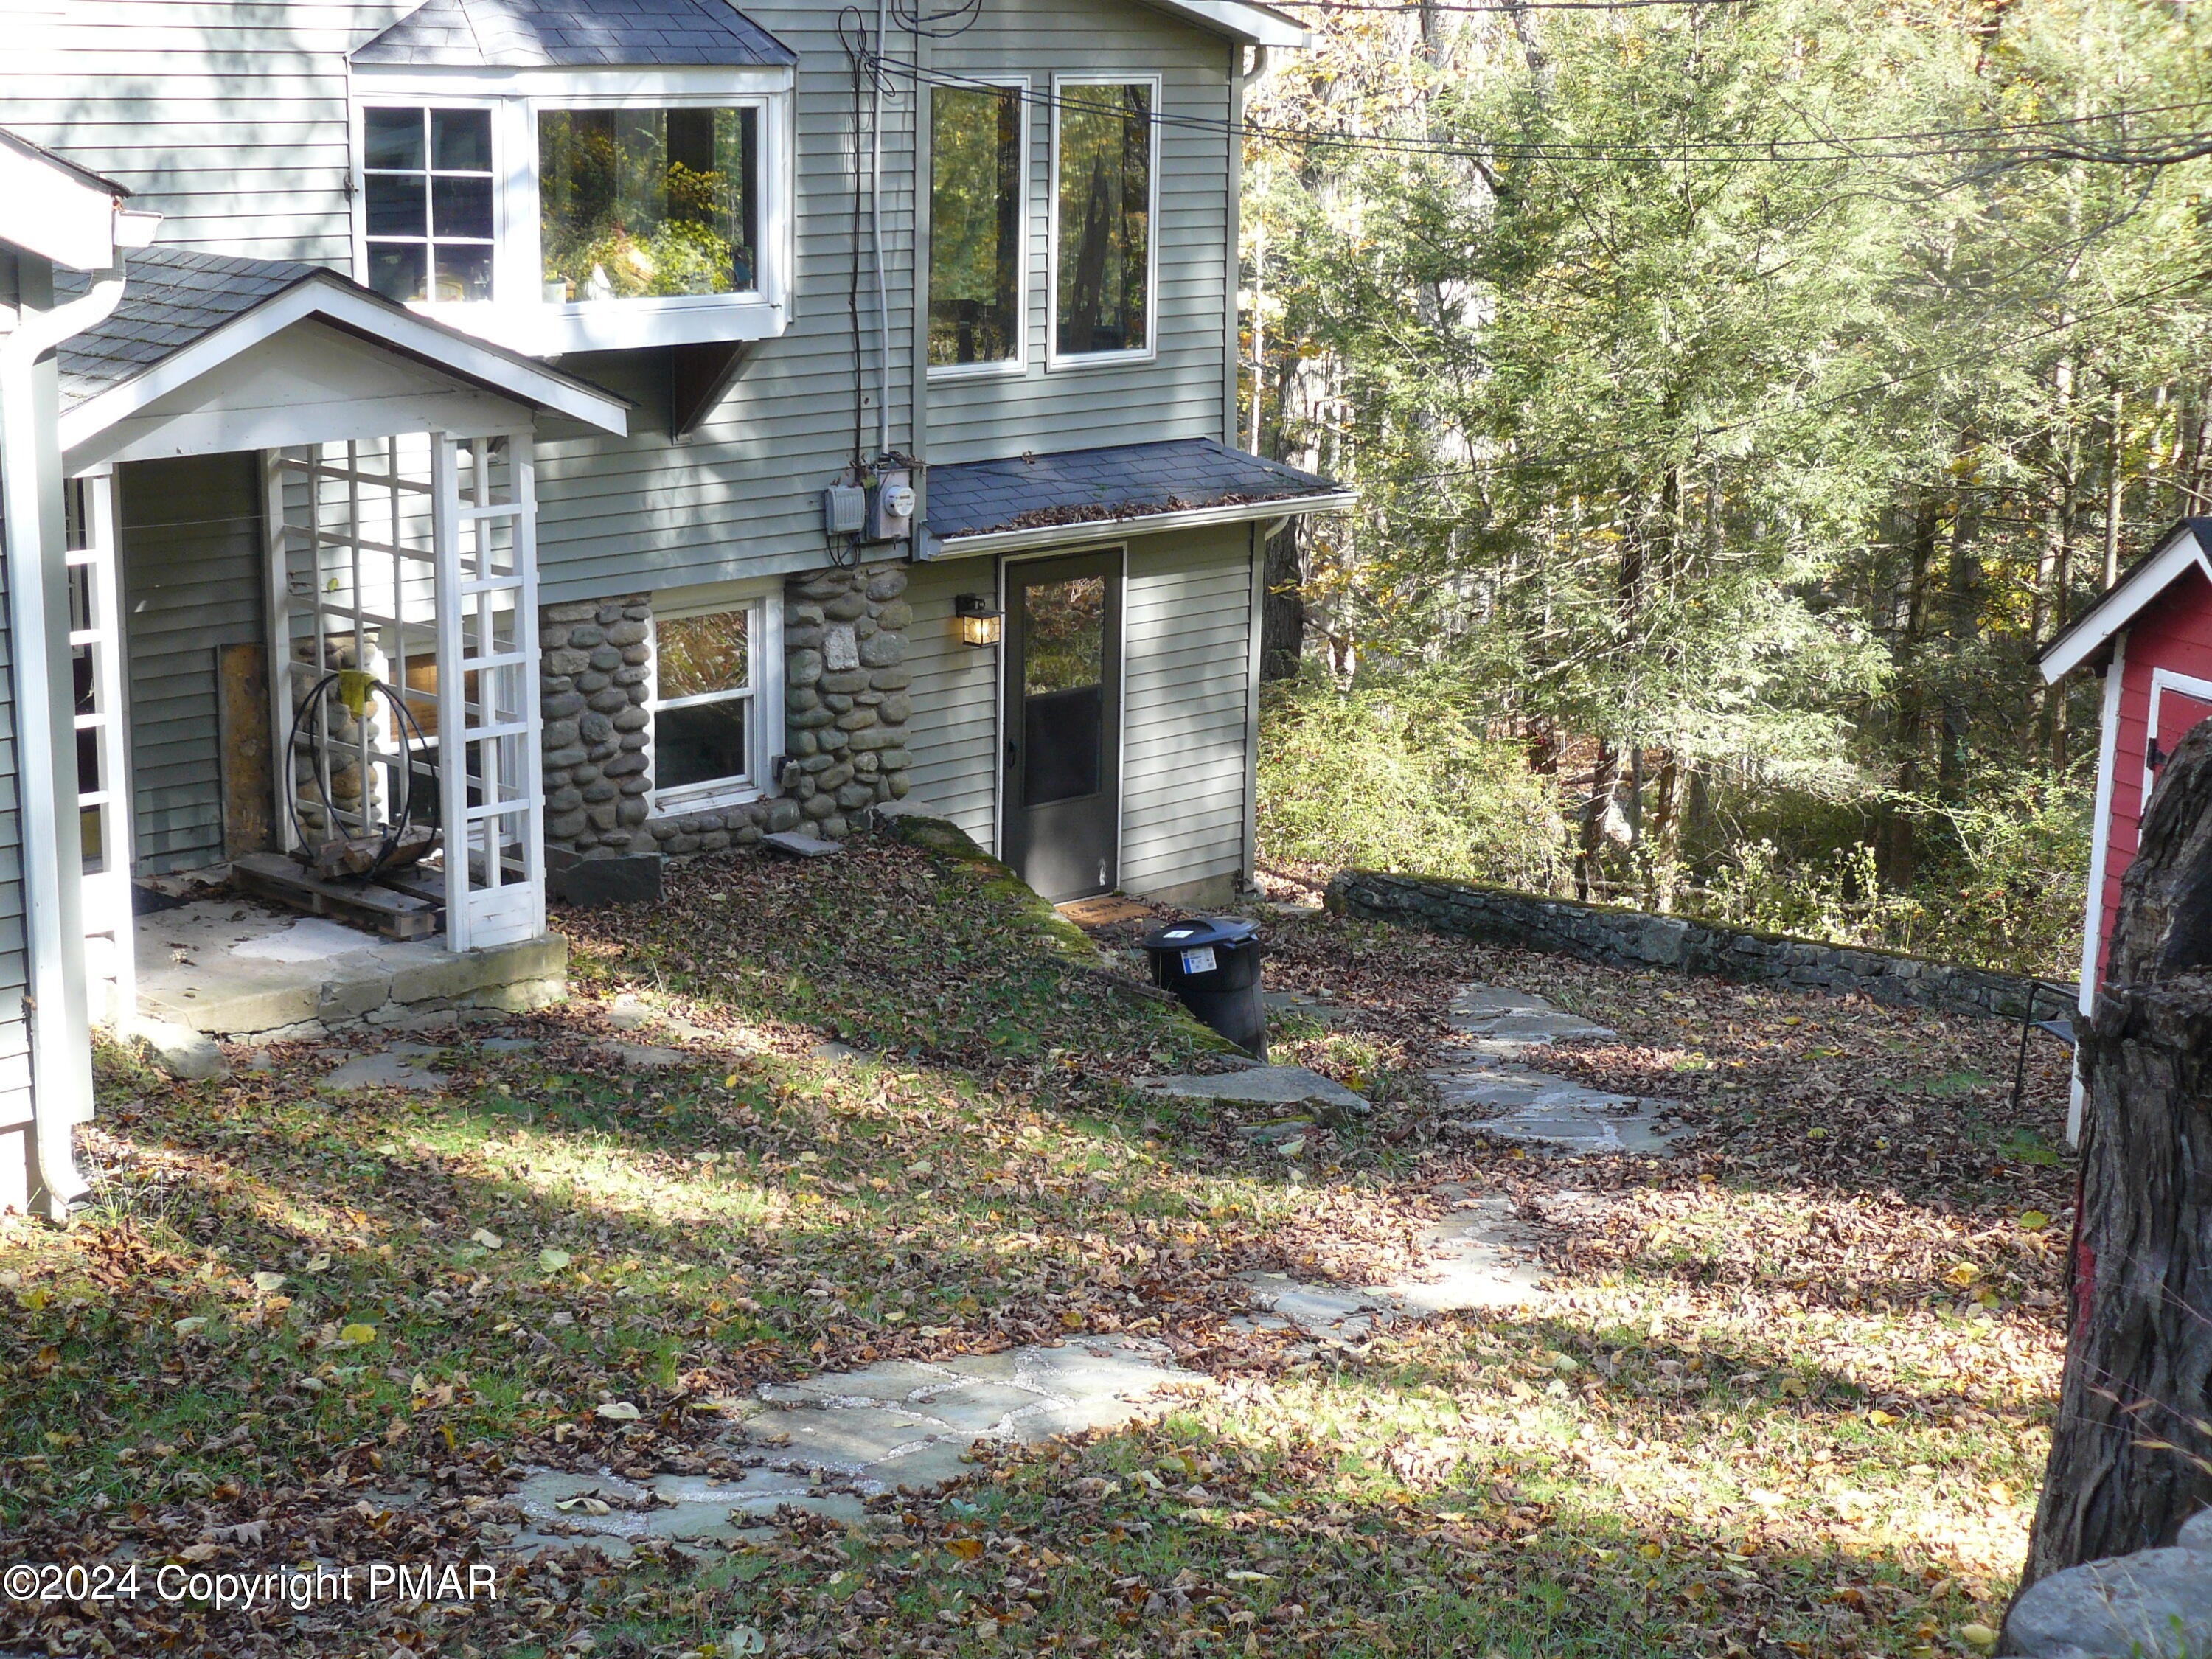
[1140,916,1260,951]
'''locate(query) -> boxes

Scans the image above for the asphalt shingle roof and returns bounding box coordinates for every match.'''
[923,438,1343,542]
[56,246,321,413]
[353,0,796,68]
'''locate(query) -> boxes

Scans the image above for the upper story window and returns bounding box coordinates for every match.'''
[349,71,793,357]
[364,108,498,305]
[540,106,759,302]
[1051,78,1156,364]
[929,83,1026,374]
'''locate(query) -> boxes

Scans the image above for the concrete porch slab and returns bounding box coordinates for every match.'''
[134,899,568,1040]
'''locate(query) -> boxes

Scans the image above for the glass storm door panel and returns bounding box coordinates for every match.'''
[1002,552,1121,902]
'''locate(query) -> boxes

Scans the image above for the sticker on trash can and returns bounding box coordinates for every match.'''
[1180,946,1217,975]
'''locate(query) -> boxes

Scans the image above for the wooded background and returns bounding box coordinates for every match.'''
[1243,0,2212,976]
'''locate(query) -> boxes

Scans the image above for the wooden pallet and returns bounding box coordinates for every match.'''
[232,852,444,941]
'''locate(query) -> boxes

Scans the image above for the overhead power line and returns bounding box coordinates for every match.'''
[881,57,2212,168]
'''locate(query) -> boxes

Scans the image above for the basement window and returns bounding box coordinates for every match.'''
[650,583,785,811]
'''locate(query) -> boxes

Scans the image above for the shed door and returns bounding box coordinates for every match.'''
[1002,552,1121,902]
[2146,676,2212,802]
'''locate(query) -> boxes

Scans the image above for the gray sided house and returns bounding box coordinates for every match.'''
[0,0,1346,1086]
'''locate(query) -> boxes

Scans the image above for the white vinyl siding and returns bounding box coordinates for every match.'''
[1118,525,1251,896]
[10,0,1234,603]
[904,523,1253,891]
[902,558,1001,849]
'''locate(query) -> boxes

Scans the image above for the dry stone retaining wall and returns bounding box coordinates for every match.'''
[539,562,913,864]
[1326,869,2070,1020]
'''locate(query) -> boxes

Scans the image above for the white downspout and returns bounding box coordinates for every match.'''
[0,260,126,1219]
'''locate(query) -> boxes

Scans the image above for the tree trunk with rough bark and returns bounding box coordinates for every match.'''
[1259,518,1307,682]
[2016,720,2212,1604]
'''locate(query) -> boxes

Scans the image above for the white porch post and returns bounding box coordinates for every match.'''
[0,256,97,1217]
[433,429,545,953]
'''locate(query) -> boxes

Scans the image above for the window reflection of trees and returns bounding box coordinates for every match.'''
[658,610,750,700]
[931,86,1023,366]
[1023,577,1105,697]
[1056,85,1150,355]
[539,107,759,301]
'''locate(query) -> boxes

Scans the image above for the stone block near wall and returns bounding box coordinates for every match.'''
[1324,868,2070,1021]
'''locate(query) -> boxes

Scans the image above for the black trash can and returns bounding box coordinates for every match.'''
[1141,917,1266,1060]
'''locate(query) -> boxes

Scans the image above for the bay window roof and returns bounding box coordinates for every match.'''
[354,0,797,69]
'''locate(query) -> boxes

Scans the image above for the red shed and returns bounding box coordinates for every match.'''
[2038,518,2212,1133]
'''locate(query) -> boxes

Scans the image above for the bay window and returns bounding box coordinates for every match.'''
[350,72,792,355]
[539,106,759,302]
[1051,77,1155,363]
[651,585,784,809]
[929,83,1025,372]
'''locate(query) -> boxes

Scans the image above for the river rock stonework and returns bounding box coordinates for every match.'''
[538,563,911,863]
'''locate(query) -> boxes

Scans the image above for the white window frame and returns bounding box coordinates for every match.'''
[648,577,785,815]
[349,66,796,357]
[925,75,1031,383]
[358,103,503,310]
[1046,73,1162,372]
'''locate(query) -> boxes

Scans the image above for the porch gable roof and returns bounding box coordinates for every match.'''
[57,246,629,457]
[922,437,1351,556]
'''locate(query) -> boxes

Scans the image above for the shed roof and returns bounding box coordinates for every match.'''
[923,437,1349,553]
[353,0,796,69]
[2038,518,2212,681]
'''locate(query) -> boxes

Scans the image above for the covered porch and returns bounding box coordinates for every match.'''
[56,247,627,1034]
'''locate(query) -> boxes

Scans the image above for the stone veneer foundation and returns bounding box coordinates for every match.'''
[539,561,913,864]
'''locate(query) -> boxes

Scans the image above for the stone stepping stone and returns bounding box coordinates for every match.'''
[1233,1195,1548,1342]
[1447,984,1616,1046]
[501,1335,1208,1553]
[763,831,843,859]
[317,1045,448,1093]
[609,1042,691,1069]
[1139,1065,1369,1119]
[1473,1098,1688,1157]
[1427,982,1685,1157]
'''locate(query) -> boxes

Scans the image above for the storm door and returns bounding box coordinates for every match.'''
[1001,551,1121,901]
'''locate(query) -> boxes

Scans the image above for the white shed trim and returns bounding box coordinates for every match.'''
[2039,521,2212,683]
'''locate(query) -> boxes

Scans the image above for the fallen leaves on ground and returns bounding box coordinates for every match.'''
[0,835,2071,1656]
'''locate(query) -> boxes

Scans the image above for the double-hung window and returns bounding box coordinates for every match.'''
[928,82,1026,372]
[1051,77,1157,364]
[362,107,498,305]
[651,585,784,810]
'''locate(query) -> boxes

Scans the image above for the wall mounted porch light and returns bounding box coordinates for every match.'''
[953,594,1003,647]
